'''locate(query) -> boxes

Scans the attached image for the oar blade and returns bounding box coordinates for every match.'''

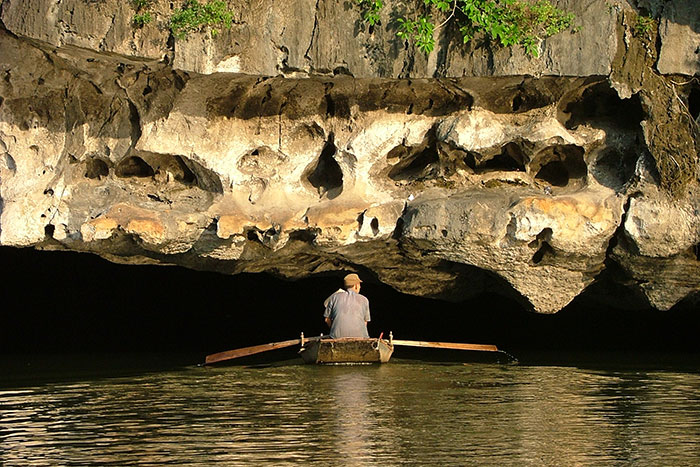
[205,339,301,365]
[391,339,499,352]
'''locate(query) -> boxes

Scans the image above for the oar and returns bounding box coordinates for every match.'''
[390,339,499,352]
[204,335,321,365]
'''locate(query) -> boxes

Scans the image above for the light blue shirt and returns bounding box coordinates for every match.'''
[323,289,371,338]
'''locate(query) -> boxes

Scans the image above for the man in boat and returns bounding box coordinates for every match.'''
[323,273,370,338]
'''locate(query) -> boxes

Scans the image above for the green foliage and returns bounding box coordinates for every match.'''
[398,16,436,53]
[357,0,384,26]
[131,0,153,26]
[362,0,577,57]
[634,15,655,37]
[459,0,576,57]
[170,0,235,39]
[133,12,153,27]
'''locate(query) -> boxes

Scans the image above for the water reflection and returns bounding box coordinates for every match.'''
[330,370,374,461]
[1,363,699,465]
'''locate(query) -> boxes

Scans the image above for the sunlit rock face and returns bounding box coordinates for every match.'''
[0,0,698,313]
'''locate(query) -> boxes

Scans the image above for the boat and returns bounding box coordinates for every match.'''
[298,336,394,364]
[204,332,508,366]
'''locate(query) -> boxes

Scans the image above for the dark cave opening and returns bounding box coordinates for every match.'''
[115,156,154,178]
[170,155,196,184]
[477,143,527,173]
[533,145,587,187]
[562,82,645,130]
[388,146,440,181]
[84,158,109,180]
[593,147,638,189]
[689,86,700,122]
[535,161,570,186]
[1,247,699,362]
[304,136,343,199]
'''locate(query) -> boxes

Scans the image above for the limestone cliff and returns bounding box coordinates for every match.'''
[0,0,698,313]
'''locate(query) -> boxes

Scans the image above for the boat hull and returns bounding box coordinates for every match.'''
[299,338,394,364]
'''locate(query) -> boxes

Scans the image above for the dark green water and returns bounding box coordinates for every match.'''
[2,356,700,466]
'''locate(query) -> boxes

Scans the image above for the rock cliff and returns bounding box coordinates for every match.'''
[0,0,698,313]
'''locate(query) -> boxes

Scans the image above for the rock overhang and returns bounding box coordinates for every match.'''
[0,0,699,314]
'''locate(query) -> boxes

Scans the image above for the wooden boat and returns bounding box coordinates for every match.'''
[298,337,394,364]
[204,332,508,366]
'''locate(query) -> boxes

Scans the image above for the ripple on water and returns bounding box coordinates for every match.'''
[1,363,700,465]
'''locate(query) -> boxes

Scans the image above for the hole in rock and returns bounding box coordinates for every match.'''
[115,156,154,178]
[170,156,196,184]
[305,136,343,199]
[512,94,523,112]
[288,229,318,243]
[532,241,555,264]
[180,156,224,193]
[133,153,223,193]
[44,224,55,238]
[2,153,16,172]
[592,148,637,189]
[694,244,700,261]
[536,161,569,186]
[246,229,261,242]
[528,228,553,249]
[477,143,527,173]
[689,87,700,122]
[561,82,644,130]
[325,90,350,118]
[388,145,440,181]
[85,158,109,179]
[533,145,586,187]
[370,217,379,235]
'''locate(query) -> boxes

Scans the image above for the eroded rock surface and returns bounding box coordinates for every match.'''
[0,0,699,313]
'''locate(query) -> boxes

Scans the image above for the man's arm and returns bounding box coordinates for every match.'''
[324,296,335,328]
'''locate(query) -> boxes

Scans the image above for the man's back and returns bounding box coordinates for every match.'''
[324,289,371,338]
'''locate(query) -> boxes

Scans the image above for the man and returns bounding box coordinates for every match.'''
[323,273,371,338]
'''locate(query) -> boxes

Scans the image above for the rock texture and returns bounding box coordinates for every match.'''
[0,0,699,313]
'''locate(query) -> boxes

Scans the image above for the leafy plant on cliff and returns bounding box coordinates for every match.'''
[633,14,655,38]
[170,0,235,39]
[131,0,153,27]
[363,0,577,57]
[133,12,153,27]
[358,0,384,26]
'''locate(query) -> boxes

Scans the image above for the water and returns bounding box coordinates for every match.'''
[2,357,700,466]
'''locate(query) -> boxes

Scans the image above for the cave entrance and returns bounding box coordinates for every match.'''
[2,247,700,358]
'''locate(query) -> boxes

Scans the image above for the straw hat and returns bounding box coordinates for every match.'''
[343,273,362,287]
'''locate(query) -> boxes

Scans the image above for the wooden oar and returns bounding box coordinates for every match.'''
[205,335,321,365]
[391,339,499,352]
